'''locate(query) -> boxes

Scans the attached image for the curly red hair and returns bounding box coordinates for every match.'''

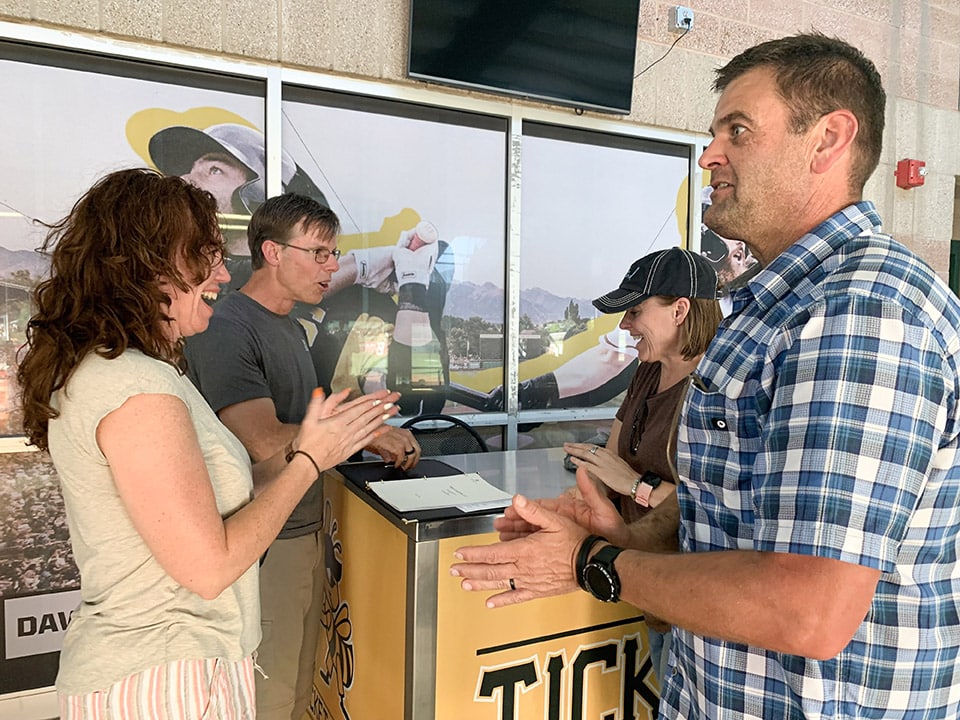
[17,168,224,450]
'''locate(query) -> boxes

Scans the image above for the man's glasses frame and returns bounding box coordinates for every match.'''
[275,241,341,264]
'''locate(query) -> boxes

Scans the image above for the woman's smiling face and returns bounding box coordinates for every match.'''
[160,254,231,340]
[619,297,682,364]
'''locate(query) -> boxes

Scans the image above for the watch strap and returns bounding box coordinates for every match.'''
[591,544,625,565]
[634,480,654,507]
[575,534,605,591]
[633,471,662,507]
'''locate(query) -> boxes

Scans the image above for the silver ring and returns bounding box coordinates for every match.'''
[509,578,516,591]
[589,446,599,455]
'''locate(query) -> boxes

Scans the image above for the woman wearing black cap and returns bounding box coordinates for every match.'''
[562,247,722,686]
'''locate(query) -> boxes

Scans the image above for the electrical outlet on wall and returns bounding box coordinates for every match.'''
[669,6,695,32]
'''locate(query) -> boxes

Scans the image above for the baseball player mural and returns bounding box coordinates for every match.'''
[132,107,725,423]
[133,110,459,416]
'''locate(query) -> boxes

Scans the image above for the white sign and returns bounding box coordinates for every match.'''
[4,590,81,659]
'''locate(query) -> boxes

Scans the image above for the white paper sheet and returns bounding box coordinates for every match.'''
[366,473,513,513]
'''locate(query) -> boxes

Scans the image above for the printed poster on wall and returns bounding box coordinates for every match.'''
[0,450,80,693]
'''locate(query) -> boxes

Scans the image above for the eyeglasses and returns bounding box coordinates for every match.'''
[630,398,650,454]
[275,241,341,264]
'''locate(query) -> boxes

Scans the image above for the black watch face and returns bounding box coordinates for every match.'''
[642,471,662,489]
[583,564,618,602]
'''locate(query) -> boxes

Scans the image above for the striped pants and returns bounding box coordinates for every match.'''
[58,656,255,719]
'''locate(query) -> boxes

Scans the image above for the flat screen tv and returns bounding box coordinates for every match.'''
[408,0,641,114]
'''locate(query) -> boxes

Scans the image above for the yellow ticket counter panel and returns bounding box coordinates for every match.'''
[310,448,659,720]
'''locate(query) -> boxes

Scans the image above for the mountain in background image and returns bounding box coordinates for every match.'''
[445,280,594,325]
[0,245,49,286]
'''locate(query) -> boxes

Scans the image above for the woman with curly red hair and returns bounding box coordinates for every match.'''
[18,168,397,718]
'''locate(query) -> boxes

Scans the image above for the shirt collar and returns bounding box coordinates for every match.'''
[731,201,882,314]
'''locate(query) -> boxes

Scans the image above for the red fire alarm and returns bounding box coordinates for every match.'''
[894,158,926,189]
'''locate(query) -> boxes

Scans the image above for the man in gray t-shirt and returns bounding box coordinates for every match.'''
[187,291,322,537]
[184,193,421,720]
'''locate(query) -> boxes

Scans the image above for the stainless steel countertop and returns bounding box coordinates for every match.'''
[336,447,576,542]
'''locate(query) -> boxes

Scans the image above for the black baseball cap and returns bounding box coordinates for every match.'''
[592,247,718,314]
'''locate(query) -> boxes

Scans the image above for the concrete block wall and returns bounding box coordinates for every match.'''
[2,0,958,276]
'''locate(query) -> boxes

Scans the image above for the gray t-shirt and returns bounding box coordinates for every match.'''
[49,350,258,694]
[184,291,322,538]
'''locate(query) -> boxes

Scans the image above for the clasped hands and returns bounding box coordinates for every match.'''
[450,466,629,608]
[366,426,421,471]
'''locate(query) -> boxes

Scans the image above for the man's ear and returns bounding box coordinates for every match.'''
[810,109,858,175]
[260,239,283,267]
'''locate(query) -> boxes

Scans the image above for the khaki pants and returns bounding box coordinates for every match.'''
[255,532,324,720]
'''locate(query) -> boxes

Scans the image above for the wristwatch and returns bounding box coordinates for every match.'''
[633,471,662,508]
[581,544,625,603]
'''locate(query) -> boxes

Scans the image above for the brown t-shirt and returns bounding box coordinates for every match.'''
[614,361,688,633]
[614,361,687,525]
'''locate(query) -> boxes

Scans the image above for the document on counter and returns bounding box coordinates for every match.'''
[366,472,513,513]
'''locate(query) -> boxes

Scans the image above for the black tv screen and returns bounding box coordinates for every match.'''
[408,0,641,114]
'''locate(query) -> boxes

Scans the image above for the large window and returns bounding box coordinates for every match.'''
[282,88,508,418]
[515,124,690,446]
[0,41,265,437]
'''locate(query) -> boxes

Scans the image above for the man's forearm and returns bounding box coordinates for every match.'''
[624,492,680,553]
[613,545,879,660]
[329,253,359,294]
[247,424,300,494]
[586,486,878,659]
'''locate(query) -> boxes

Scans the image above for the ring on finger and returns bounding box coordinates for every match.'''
[404,448,416,456]
[509,578,516,591]
[589,445,599,455]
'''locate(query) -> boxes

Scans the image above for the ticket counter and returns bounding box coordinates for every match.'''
[310,448,659,720]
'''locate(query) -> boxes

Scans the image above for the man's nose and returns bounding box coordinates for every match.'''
[698,137,726,170]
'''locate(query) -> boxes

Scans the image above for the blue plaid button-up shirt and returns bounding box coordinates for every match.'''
[664,202,960,719]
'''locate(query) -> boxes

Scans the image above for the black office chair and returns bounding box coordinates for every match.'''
[401,414,490,456]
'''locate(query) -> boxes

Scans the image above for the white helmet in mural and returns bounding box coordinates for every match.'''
[699,184,758,290]
[148,122,328,213]
[699,185,729,266]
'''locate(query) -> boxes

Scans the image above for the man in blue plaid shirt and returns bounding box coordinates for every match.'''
[453,33,960,718]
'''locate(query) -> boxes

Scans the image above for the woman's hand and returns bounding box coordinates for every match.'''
[293,388,401,471]
[562,441,638,496]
